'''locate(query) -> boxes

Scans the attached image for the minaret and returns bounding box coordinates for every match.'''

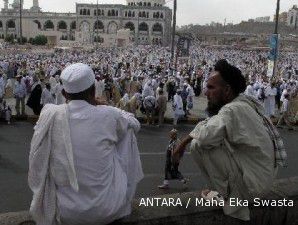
[31,0,41,12]
[33,0,39,8]
[12,0,23,9]
[3,0,8,9]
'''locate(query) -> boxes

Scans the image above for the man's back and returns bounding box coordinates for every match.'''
[51,101,132,224]
[157,95,167,112]
[29,100,142,225]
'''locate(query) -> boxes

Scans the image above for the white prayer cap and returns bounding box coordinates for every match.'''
[61,63,95,94]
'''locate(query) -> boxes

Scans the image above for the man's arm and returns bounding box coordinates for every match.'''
[173,135,193,159]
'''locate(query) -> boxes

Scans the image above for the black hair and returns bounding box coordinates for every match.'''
[214,59,246,96]
[66,84,95,101]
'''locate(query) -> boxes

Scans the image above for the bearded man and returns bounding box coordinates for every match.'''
[174,60,286,221]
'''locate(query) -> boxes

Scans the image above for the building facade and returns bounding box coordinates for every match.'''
[254,16,270,23]
[287,5,298,28]
[0,0,172,46]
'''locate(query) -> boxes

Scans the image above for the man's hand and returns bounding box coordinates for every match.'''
[173,135,193,160]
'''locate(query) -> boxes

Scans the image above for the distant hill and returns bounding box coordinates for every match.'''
[178,22,298,36]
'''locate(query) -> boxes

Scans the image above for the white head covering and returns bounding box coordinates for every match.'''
[61,63,95,94]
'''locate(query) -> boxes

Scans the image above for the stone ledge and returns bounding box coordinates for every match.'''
[0,177,298,225]
[9,115,205,125]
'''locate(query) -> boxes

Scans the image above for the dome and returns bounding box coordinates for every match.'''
[126,0,166,7]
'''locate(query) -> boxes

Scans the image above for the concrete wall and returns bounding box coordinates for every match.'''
[0,177,297,225]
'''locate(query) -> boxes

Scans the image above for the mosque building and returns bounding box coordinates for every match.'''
[0,0,172,46]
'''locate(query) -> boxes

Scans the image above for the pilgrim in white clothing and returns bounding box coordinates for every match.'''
[29,63,143,225]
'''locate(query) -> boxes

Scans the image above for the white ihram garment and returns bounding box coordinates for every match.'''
[40,88,55,105]
[53,83,65,105]
[29,101,143,225]
[95,80,105,97]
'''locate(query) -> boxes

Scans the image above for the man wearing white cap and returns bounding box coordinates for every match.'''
[29,63,143,225]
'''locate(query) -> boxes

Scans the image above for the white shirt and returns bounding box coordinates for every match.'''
[57,101,141,224]
[0,76,4,97]
[14,81,27,98]
[95,79,105,97]
[281,98,289,113]
[245,85,255,98]
[41,88,55,105]
[53,83,65,105]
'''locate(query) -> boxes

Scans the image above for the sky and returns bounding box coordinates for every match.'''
[1,0,297,26]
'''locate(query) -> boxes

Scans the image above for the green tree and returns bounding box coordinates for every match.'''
[17,37,27,44]
[4,34,14,43]
[33,35,48,45]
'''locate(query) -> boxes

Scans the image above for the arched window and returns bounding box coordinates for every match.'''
[80,9,82,15]
[44,20,54,29]
[132,11,135,17]
[108,10,111,16]
[142,11,146,17]
[7,20,15,28]
[94,20,104,30]
[139,22,148,32]
[111,10,115,16]
[152,23,163,33]
[70,21,76,30]
[139,11,142,17]
[125,22,135,31]
[116,11,118,16]
[125,11,128,17]
[57,21,67,30]
[0,21,3,28]
[94,9,97,16]
[146,12,149,18]
[144,2,147,6]
[83,9,86,15]
[87,9,90,15]
[160,13,164,19]
[107,21,118,34]
[148,2,151,6]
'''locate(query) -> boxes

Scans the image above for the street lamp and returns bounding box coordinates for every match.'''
[19,0,23,44]
[272,0,280,77]
[170,0,177,74]
[96,0,99,48]
[274,0,280,34]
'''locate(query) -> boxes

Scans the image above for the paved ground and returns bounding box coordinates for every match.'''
[0,121,297,213]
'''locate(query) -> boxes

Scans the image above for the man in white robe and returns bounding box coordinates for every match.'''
[40,83,55,106]
[28,63,143,225]
[264,83,277,117]
[173,60,284,221]
[95,76,105,98]
[172,90,185,126]
[245,82,255,98]
[0,73,4,100]
[53,80,66,105]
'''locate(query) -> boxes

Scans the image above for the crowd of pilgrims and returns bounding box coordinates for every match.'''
[0,44,297,125]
